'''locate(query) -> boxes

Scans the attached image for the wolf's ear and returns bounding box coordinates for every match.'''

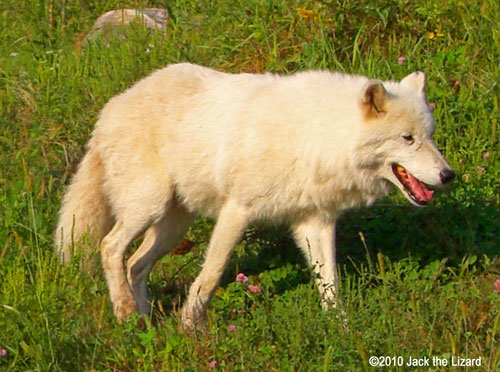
[360,79,387,120]
[401,71,426,96]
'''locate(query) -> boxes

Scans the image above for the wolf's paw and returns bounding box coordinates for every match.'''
[321,299,349,330]
[181,305,208,333]
[133,297,151,316]
[326,306,349,331]
[113,297,137,319]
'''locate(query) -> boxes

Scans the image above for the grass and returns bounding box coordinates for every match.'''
[0,0,499,370]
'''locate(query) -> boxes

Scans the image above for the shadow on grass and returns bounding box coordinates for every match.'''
[224,194,499,291]
[338,196,499,265]
[149,193,499,312]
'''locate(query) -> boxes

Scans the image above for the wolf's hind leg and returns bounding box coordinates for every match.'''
[292,215,339,310]
[101,219,148,319]
[101,184,173,319]
[126,204,193,315]
[182,199,250,330]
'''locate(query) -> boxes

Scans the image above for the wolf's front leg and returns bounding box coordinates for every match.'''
[292,214,339,309]
[182,200,251,330]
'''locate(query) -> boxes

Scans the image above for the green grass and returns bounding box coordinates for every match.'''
[1,0,499,370]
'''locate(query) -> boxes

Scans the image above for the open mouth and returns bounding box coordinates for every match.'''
[391,164,434,206]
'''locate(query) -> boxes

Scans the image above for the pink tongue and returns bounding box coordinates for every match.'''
[407,172,434,201]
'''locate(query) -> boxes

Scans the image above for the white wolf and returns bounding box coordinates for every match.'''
[55,63,454,327]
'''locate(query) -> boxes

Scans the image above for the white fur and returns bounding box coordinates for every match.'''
[55,63,453,325]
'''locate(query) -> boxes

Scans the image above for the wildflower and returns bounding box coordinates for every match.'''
[483,151,490,159]
[494,279,500,293]
[477,165,486,174]
[0,348,6,357]
[397,56,407,65]
[236,273,249,284]
[427,30,445,39]
[429,102,436,111]
[228,324,237,332]
[208,360,219,369]
[248,284,261,293]
[296,7,319,21]
[10,52,17,57]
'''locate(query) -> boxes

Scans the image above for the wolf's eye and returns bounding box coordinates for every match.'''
[402,134,414,144]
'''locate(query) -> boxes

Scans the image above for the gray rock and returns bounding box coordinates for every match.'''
[84,8,168,44]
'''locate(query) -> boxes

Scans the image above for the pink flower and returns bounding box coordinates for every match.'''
[228,324,237,332]
[397,56,407,65]
[493,279,500,293]
[0,349,6,357]
[236,273,248,284]
[429,102,436,111]
[483,151,490,159]
[208,360,218,369]
[248,284,261,293]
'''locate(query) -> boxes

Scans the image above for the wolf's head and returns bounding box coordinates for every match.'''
[357,71,455,206]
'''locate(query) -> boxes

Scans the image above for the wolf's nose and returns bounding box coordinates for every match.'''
[440,169,455,184]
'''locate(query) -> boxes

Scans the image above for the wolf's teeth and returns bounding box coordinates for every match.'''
[396,165,409,183]
[396,165,407,177]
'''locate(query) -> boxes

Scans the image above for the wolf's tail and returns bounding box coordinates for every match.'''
[55,143,113,263]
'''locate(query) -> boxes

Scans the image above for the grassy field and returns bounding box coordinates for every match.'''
[1,0,499,370]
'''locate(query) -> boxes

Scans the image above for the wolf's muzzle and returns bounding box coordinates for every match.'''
[440,169,455,184]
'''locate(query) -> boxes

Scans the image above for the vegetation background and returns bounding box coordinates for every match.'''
[0,0,499,370]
